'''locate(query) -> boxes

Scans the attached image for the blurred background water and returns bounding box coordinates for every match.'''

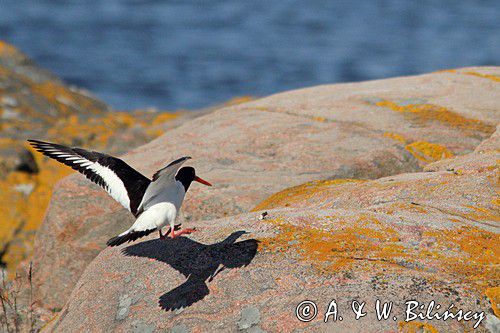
[1,0,499,110]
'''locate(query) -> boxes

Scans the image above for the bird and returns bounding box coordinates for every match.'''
[27,139,212,247]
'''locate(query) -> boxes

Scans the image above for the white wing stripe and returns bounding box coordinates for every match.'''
[88,162,130,210]
[30,140,135,213]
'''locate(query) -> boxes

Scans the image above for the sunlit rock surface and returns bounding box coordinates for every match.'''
[46,127,498,332]
[32,65,499,332]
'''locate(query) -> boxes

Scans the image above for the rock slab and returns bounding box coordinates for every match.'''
[32,67,500,319]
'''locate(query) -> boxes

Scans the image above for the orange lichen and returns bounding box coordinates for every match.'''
[252,179,365,211]
[405,141,453,163]
[463,71,500,83]
[423,226,500,288]
[259,212,499,293]
[259,216,406,274]
[312,116,327,122]
[46,112,147,147]
[0,112,179,274]
[0,137,18,149]
[485,287,500,317]
[443,69,500,82]
[398,321,439,333]
[1,40,189,273]
[0,41,18,57]
[224,96,254,106]
[150,112,178,126]
[383,202,429,215]
[463,205,500,223]
[383,132,407,143]
[375,100,495,135]
[0,147,72,274]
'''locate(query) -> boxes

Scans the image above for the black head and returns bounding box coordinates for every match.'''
[175,167,212,191]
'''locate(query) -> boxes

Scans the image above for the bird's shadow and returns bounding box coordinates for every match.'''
[122,231,258,311]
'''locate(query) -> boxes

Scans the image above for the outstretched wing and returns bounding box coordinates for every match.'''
[137,156,191,212]
[28,140,150,216]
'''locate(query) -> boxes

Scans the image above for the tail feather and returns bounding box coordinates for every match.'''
[106,228,156,247]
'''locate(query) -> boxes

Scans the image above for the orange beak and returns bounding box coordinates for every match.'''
[194,176,212,186]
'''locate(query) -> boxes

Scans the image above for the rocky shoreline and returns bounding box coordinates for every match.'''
[0,41,498,332]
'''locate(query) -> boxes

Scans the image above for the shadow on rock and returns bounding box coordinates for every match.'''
[122,231,258,311]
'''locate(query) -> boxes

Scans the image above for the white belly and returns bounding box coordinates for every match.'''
[132,202,177,231]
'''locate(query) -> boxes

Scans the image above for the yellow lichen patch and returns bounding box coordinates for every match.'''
[259,216,406,274]
[150,112,178,126]
[0,109,180,274]
[405,141,453,163]
[312,116,327,122]
[463,71,500,83]
[0,137,18,149]
[463,205,500,223]
[398,321,439,333]
[436,69,456,73]
[383,202,428,215]
[260,213,499,292]
[485,287,500,317]
[224,96,254,106]
[252,179,365,211]
[0,149,72,274]
[375,100,495,135]
[0,41,18,57]
[31,81,103,117]
[46,111,145,147]
[383,132,407,143]
[423,226,500,289]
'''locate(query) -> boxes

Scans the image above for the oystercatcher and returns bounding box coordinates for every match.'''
[28,140,212,246]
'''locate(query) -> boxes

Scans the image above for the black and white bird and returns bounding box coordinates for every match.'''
[28,139,212,247]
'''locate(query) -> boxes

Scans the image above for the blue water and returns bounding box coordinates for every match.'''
[1,1,499,110]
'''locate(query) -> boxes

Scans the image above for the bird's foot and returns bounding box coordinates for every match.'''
[160,224,181,240]
[170,228,197,238]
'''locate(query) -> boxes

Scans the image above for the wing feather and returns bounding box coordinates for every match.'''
[28,140,150,215]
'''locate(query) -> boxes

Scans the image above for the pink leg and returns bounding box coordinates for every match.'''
[170,227,197,238]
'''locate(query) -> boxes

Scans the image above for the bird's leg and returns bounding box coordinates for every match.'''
[158,229,166,240]
[170,227,197,238]
[162,224,182,239]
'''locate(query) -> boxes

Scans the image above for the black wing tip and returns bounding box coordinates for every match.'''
[27,139,60,151]
[106,228,157,247]
[106,236,122,247]
[27,139,44,146]
[27,139,52,144]
[167,156,191,167]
